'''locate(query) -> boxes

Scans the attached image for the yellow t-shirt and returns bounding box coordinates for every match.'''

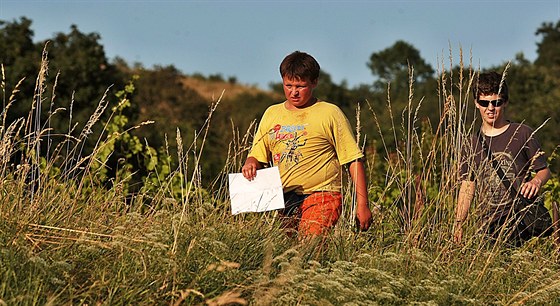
[249,101,363,194]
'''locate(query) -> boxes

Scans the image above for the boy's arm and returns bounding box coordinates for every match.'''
[520,167,552,199]
[348,159,373,231]
[454,180,475,243]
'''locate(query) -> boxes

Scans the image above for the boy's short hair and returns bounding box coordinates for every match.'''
[472,71,509,101]
[280,51,320,82]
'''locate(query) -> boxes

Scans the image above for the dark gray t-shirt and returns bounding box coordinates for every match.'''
[460,123,548,222]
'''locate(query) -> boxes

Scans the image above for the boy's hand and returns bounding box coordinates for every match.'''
[242,157,261,181]
[520,177,542,199]
[453,223,463,244]
[356,204,373,231]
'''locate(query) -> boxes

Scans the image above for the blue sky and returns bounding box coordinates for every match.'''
[1,0,559,89]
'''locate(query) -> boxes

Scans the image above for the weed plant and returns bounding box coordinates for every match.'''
[1,50,560,305]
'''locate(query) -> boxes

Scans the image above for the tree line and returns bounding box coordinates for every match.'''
[1,17,559,192]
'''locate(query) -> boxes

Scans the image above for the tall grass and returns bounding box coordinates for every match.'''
[1,50,560,305]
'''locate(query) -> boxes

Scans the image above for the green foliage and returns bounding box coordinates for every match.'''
[126,64,208,151]
[5,16,560,189]
[89,77,144,188]
[3,17,560,304]
[535,21,560,67]
[3,21,560,304]
[0,17,38,79]
[87,76,188,201]
[492,52,560,167]
[0,17,40,120]
[367,40,435,92]
[1,18,126,171]
[542,147,560,211]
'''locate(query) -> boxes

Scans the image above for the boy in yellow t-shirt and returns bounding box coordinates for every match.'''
[242,51,373,237]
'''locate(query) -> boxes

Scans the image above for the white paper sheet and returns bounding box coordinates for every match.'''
[228,166,284,215]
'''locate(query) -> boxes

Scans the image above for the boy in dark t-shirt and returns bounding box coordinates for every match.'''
[453,71,551,244]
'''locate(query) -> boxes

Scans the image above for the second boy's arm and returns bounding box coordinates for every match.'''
[454,180,475,243]
[349,159,373,231]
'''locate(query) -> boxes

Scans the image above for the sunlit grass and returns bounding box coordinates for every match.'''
[1,49,560,305]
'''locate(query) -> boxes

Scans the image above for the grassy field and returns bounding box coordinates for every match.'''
[2,57,560,305]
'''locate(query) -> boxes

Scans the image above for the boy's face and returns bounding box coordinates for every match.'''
[282,76,317,109]
[476,93,508,127]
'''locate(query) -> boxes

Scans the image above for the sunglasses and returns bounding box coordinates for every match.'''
[477,98,505,107]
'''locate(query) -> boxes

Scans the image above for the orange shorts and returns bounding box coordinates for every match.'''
[281,191,343,237]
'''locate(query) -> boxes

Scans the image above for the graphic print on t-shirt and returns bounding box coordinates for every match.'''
[269,123,308,169]
[481,151,517,220]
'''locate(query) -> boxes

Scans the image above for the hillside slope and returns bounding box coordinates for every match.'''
[181,77,283,102]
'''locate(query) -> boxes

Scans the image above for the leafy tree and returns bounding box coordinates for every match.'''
[367,40,435,93]
[0,17,36,66]
[45,25,125,133]
[1,19,125,160]
[535,21,560,67]
[504,45,560,164]
[527,20,560,159]
[365,41,440,153]
[488,20,560,170]
[314,71,354,111]
[0,17,41,122]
